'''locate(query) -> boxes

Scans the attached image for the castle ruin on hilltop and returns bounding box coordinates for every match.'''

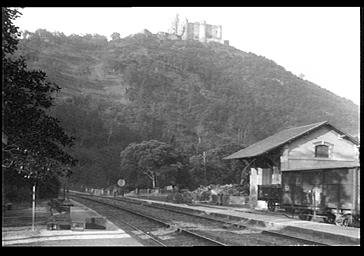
[157,15,229,45]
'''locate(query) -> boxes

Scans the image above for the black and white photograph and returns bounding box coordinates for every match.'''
[2,6,360,246]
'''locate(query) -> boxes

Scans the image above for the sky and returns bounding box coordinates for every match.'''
[13,7,360,105]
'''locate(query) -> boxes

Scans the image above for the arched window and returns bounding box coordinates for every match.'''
[315,144,329,158]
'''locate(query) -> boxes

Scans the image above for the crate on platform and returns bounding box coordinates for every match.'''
[47,212,72,230]
[85,217,106,230]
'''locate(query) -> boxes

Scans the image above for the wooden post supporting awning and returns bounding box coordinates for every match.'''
[352,167,360,216]
[2,131,7,145]
[240,159,255,185]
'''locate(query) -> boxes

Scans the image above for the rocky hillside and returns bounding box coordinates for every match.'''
[18,29,359,150]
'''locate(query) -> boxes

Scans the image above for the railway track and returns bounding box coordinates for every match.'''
[71,194,228,246]
[70,192,329,246]
[145,200,329,246]
[93,195,329,246]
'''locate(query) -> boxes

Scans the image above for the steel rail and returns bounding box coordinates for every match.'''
[177,228,229,246]
[71,192,331,246]
[116,196,332,246]
[115,196,330,246]
[72,195,167,247]
[114,196,248,228]
[74,192,238,231]
[261,230,328,246]
[71,194,228,246]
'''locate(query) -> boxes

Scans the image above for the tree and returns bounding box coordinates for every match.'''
[188,142,248,191]
[2,7,75,181]
[120,140,182,188]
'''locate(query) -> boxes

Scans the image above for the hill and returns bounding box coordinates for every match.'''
[15,29,360,188]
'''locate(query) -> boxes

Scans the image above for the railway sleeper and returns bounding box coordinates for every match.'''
[73,194,328,246]
[73,195,232,245]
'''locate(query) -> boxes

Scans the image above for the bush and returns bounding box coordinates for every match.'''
[3,169,32,203]
[181,191,193,204]
[200,191,211,201]
[174,193,183,203]
[166,191,193,204]
[5,184,32,203]
[3,168,61,203]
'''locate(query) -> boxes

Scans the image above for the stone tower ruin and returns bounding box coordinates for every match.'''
[172,16,224,44]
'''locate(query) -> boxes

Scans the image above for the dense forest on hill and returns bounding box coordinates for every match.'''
[16,29,359,190]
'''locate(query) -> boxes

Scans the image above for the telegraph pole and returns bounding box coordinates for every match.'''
[203,151,207,185]
[31,183,36,231]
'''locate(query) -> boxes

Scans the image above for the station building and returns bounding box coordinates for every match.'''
[224,121,360,215]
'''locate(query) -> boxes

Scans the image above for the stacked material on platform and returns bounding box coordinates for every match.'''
[191,184,246,202]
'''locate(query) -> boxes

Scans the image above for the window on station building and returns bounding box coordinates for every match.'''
[315,144,329,158]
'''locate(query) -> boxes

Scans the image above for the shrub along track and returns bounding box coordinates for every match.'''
[70,192,328,246]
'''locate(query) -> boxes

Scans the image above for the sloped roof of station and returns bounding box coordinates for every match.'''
[224,121,358,160]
